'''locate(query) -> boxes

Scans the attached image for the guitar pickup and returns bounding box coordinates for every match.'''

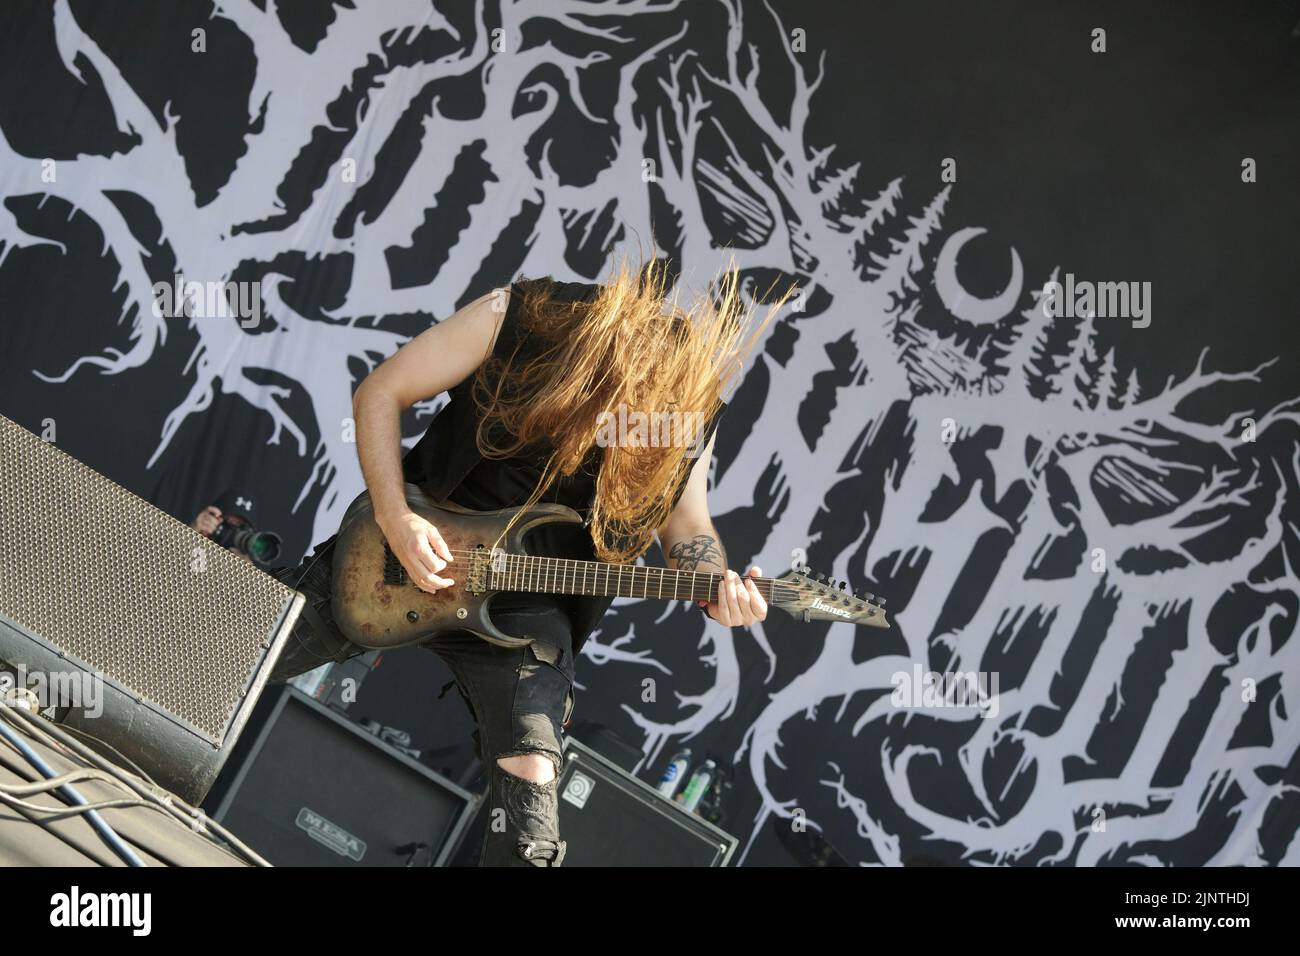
[382,542,407,586]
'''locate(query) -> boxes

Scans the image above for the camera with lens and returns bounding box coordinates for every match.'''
[203,490,283,567]
[212,520,282,567]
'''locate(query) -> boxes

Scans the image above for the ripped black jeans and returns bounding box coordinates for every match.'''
[433,612,575,867]
[267,536,576,867]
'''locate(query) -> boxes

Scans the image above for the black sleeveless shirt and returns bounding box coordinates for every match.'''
[400,276,724,655]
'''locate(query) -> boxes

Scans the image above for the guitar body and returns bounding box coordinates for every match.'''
[331,483,584,650]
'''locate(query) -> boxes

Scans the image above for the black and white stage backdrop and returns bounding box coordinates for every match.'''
[2,0,1298,866]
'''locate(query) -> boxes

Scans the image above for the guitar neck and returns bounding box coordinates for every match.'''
[489,553,776,603]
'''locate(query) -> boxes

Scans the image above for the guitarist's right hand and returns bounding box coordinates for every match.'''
[379,510,455,592]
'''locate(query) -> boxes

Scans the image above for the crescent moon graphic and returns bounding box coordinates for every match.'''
[934,227,1024,326]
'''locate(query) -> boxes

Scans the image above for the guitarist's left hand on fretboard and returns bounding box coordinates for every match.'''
[696,566,767,627]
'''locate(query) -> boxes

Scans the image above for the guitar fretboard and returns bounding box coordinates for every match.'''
[487,553,776,603]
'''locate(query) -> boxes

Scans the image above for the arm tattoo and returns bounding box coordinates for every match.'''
[668,534,726,573]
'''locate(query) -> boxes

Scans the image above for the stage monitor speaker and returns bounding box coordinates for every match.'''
[558,737,738,866]
[0,413,303,805]
[212,687,477,866]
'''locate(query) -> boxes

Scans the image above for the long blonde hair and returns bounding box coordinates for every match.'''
[471,249,797,563]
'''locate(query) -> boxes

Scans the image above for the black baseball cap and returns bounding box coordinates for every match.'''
[211,490,256,524]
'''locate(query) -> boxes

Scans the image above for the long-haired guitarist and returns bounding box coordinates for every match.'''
[269,254,795,866]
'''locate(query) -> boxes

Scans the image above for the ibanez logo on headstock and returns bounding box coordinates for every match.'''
[769,565,889,628]
[810,597,852,618]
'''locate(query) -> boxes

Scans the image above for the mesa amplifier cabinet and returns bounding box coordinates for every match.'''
[0,413,303,805]
[558,737,738,866]
[213,687,477,866]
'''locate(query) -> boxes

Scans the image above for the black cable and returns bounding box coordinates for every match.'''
[0,714,144,866]
[0,704,270,867]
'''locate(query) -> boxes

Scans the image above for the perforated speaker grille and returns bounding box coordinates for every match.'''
[0,414,295,743]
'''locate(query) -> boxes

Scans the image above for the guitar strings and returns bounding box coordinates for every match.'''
[415,548,843,602]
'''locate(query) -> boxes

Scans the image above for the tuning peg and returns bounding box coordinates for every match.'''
[839,581,848,590]
[878,596,887,606]
[864,592,876,602]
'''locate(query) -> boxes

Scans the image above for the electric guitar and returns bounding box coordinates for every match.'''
[330,483,889,649]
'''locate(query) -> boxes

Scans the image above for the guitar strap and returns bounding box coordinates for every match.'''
[274,541,359,666]
[295,599,341,658]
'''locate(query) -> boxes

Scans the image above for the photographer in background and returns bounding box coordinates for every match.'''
[191,490,282,567]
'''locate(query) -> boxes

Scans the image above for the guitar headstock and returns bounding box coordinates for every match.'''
[769,567,890,628]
